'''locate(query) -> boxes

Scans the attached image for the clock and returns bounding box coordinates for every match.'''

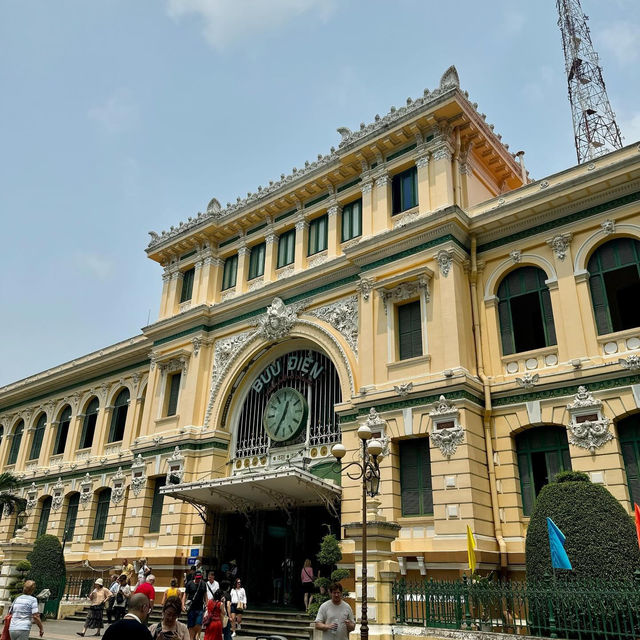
[263,387,308,442]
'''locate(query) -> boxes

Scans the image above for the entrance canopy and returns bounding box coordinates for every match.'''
[160,467,341,513]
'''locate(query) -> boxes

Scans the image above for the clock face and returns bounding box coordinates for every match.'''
[263,387,308,442]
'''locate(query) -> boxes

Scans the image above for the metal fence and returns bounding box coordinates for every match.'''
[393,575,640,639]
[62,576,95,600]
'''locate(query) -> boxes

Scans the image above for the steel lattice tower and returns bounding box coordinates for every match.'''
[557,0,623,164]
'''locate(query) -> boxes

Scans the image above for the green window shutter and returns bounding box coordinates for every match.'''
[399,438,433,516]
[341,200,362,242]
[277,230,295,268]
[108,390,130,443]
[222,255,238,290]
[517,452,534,516]
[398,300,422,360]
[29,415,46,460]
[64,494,80,542]
[37,497,52,538]
[249,243,265,280]
[149,477,166,533]
[621,441,640,506]
[93,490,111,540]
[80,399,99,449]
[588,274,612,335]
[54,407,72,455]
[8,423,24,465]
[166,373,181,417]
[180,268,195,303]
[498,299,514,355]
[539,287,557,346]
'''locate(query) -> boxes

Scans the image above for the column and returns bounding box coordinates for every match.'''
[165,270,183,316]
[327,203,340,257]
[414,151,431,213]
[0,534,34,616]
[360,176,374,237]
[158,267,172,319]
[38,418,57,467]
[236,245,250,293]
[428,139,455,210]
[372,173,391,234]
[294,217,309,272]
[191,258,204,304]
[91,405,112,458]
[357,279,376,388]
[264,231,278,282]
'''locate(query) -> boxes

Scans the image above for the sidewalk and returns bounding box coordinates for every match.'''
[29,619,252,640]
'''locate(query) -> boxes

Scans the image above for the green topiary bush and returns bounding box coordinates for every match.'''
[525,473,640,584]
[307,533,349,619]
[26,534,66,599]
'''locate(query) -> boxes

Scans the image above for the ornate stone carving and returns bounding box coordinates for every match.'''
[307,296,358,356]
[130,454,147,497]
[436,250,452,277]
[431,144,452,161]
[601,219,616,235]
[79,473,93,507]
[429,396,464,458]
[255,298,303,341]
[509,250,522,264]
[364,407,386,430]
[308,254,329,269]
[415,154,429,169]
[516,373,539,389]
[374,173,390,188]
[166,446,185,485]
[567,386,600,411]
[248,277,265,292]
[361,179,373,195]
[192,337,202,357]
[25,483,38,512]
[393,382,413,396]
[111,467,126,505]
[357,277,374,301]
[51,477,64,512]
[158,356,189,376]
[546,233,573,261]
[378,275,430,315]
[439,65,460,90]
[619,355,640,371]
[568,418,613,453]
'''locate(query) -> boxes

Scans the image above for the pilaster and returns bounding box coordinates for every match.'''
[372,173,391,234]
[360,176,374,237]
[38,418,57,467]
[295,217,309,272]
[428,133,455,210]
[327,203,340,258]
[159,265,173,320]
[414,151,431,213]
[236,245,250,293]
[264,231,278,282]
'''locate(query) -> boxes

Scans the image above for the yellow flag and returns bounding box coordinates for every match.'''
[467,525,476,574]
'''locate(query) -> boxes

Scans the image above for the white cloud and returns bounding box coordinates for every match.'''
[74,253,114,280]
[88,89,138,133]
[166,0,336,50]
[600,22,640,65]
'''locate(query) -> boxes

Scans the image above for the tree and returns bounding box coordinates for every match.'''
[308,533,349,618]
[9,560,31,600]
[0,473,27,516]
[526,470,640,583]
[27,534,66,600]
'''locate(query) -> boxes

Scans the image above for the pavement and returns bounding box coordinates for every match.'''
[28,619,252,640]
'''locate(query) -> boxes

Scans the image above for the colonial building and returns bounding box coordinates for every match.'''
[2,65,640,615]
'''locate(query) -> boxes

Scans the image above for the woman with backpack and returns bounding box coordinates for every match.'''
[112,575,131,622]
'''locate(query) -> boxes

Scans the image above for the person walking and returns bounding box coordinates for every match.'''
[314,583,355,640]
[205,572,220,603]
[106,575,119,624]
[77,578,112,636]
[162,578,182,605]
[183,570,207,640]
[219,581,232,640]
[301,559,315,611]
[229,579,246,638]
[8,580,44,640]
[102,593,152,640]
[112,575,131,621]
[134,574,156,611]
[149,596,189,640]
[203,591,223,640]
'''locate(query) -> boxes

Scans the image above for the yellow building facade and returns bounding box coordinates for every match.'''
[2,66,640,618]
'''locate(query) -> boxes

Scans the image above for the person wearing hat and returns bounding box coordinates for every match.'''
[77,578,112,636]
[183,570,207,640]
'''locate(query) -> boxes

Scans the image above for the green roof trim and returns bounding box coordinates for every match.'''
[219,235,240,248]
[306,193,329,208]
[337,177,361,193]
[478,190,640,253]
[386,143,417,163]
[179,250,197,261]
[275,209,297,223]
[246,222,267,237]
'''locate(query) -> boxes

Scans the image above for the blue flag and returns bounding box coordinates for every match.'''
[547,517,572,570]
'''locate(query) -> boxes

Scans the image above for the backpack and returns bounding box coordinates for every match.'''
[116,589,125,605]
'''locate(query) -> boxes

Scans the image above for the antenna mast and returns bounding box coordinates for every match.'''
[556,0,623,164]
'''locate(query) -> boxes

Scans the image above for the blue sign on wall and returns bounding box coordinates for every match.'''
[187,558,198,566]
[190,548,200,557]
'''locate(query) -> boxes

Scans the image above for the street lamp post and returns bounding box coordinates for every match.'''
[331,425,383,640]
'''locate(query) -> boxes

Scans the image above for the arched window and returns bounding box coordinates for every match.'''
[37,496,52,538]
[64,493,80,542]
[29,413,47,460]
[79,398,99,450]
[516,425,571,516]
[108,390,130,443]
[0,425,4,449]
[497,267,557,355]
[8,421,24,465]
[618,414,640,506]
[587,237,640,335]
[93,489,112,540]
[54,406,72,455]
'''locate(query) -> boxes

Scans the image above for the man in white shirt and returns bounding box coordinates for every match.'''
[205,571,220,601]
[315,583,355,640]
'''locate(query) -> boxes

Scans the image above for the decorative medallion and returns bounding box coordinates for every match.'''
[546,233,573,261]
[356,277,374,301]
[79,473,93,507]
[51,477,65,512]
[516,373,539,389]
[130,454,147,497]
[307,296,358,356]
[567,417,613,453]
[429,396,464,458]
[166,446,184,485]
[567,385,600,411]
[111,467,126,504]
[378,276,430,315]
[619,355,640,371]
[255,298,303,341]
[436,250,453,277]
[509,250,522,264]
[393,382,413,397]
[25,482,38,513]
[601,219,616,235]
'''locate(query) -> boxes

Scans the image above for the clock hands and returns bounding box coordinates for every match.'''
[274,400,290,436]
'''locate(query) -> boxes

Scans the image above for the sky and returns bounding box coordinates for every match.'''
[1,0,639,387]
